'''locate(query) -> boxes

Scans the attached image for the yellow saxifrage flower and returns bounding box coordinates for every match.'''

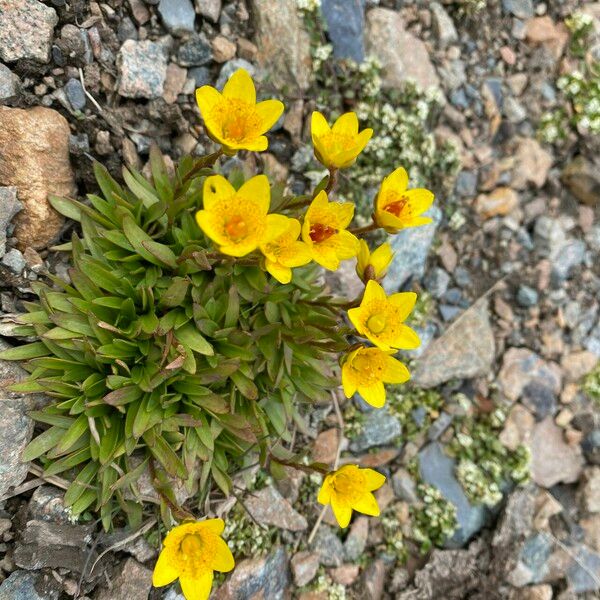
[356,240,394,283]
[196,68,284,154]
[347,280,420,352]
[318,464,386,528]
[374,167,435,233]
[342,345,410,408]
[152,519,234,600]
[301,190,359,271]
[196,174,281,257]
[311,111,373,169]
[259,215,312,284]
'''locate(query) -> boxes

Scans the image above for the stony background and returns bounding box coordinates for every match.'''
[1,0,600,599]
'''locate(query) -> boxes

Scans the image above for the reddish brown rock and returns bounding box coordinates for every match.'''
[525,16,569,58]
[312,428,339,465]
[0,106,75,250]
[330,564,360,585]
[475,187,519,219]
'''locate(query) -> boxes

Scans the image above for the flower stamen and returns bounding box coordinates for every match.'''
[309,223,338,243]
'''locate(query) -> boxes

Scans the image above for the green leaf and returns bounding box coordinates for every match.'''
[174,323,214,356]
[22,426,66,461]
[160,278,189,308]
[144,430,187,479]
[0,342,49,360]
[48,195,82,221]
[141,240,178,269]
[103,386,143,407]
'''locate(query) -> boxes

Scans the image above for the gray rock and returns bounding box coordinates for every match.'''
[550,239,586,284]
[392,468,419,503]
[582,430,600,465]
[411,299,495,388]
[0,63,20,100]
[455,170,478,197]
[196,0,221,22]
[177,33,212,66]
[251,0,312,92]
[157,0,196,35]
[430,2,458,47]
[0,0,58,63]
[419,442,488,548]
[96,558,152,600]
[0,570,59,600]
[216,58,256,90]
[311,526,344,567]
[28,486,72,524]
[585,322,600,357]
[69,133,90,156]
[290,551,320,587]
[428,412,454,441]
[567,545,600,593]
[502,0,534,18]
[0,186,22,258]
[213,546,290,599]
[64,78,86,111]
[439,304,461,321]
[321,0,366,62]
[518,533,553,584]
[117,40,168,99]
[402,322,436,360]
[349,406,402,452]
[2,247,26,272]
[365,8,440,91]
[562,156,600,206]
[516,285,539,307]
[383,205,442,291]
[343,516,369,561]
[423,267,451,298]
[188,66,211,87]
[504,96,528,123]
[520,382,556,420]
[245,485,308,531]
[534,216,566,255]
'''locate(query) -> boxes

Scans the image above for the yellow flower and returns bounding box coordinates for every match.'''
[196,174,280,257]
[341,345,410,408]
[318,464,386,528]
[301,190,359,271]
[195,68,284,154]
[347,280,420,352]
[311,111,373,169]
[374,167,435,233]
[152,519,234,600]
[356,240,394,283]
[259,215,312,284]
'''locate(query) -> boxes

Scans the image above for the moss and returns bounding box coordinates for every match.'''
[450,0,487,17]
[222,505,279,559]
[583,363,600,405]
[387,386,445,441]
[566,11,595,58]
[380,503,409,562]
[305,569,348,599]
[410,291,434,329]
[342,401,366,440]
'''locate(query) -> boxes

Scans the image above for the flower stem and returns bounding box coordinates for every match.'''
[349,221,378,236]
[324,168,339,194]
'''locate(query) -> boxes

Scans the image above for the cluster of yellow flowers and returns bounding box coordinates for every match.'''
[153,68,435,600]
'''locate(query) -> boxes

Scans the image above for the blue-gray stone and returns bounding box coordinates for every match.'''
[321,0,366,63]
[502,0,534,18]
[516,284,539,308]
[350,407,402,452]
[383,205,442,292]
[582,430,600,465]
[0,187,22,259]
[216,59,255,90]
[424,267,450,298]
[64,78,86,110]
[453,267,471,288]
[521,382,556,420]
[585,322,600,357]
[520,533,553,583]
[444,287,463,305]
[455,170,478,198]
[311,526,344,567]
[418,442,488,548]
[411,406,427,427]
[189,66,211,87]
[2,248,26,273]
[450,88,469,109]
[178,34,212,66]
[157,0,196,34]
[401,322,436,360]
[0,570,58,600]
[485,78,503,109]
[428,412,453,441]
[567,545,600,593]
[0,63,20,100]
[439,304,461,322]
[551,239,585,284]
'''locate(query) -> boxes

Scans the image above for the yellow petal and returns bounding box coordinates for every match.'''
[179,572,213,600]
[262,214,291,248]
[331,494,353,528]
[219,241,257,257]
[358,381,386,408]
[228,135,269,152]
[375,209,404,232]
[196,210,225,245]
[203,175,235,211]
[362,280,386,305]
[356,239,369,275]
[195,86,223,117]
[152,547,179,587]
[332,112,359,136]
[197,518,225,536]
[370,242,394,275]
[256,99,285,132]
[222,68,256,103]
[388,291,417,321]
[238,174,271,214]
[393,324,421,350]
[278,241,312,267]
[353,128,373,154]
[403,216,434,228]
[381,167,409,197]
[329,201,355,229]
[352,492,381,517]
[362,468,387,491]
[341,362,357,398]
[331,230,360,261]
[317,476,333,505]
[307,189,330,217]
[347,306,364,335]
[311,244,340,271]
[211,536,235,573]
[266,259,292,284]
[311,111,331,141]
[404,188,435,214]
[383,355,410,384]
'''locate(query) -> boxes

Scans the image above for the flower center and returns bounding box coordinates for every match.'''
[225,215,248,240]
[332,469,365,501]
[367,313,386,334]
[310,223,337,243]
[384,196,409,218]
[319,132,356,155]
[180,534,203,558]
[219,100,261,142]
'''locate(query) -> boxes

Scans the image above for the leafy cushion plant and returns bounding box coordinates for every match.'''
[1,68,433,599]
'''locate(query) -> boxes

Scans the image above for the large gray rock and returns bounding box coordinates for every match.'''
[0,570,59,600]
[430,2,458,47]
[0,0,58,63]
[117,40,168,99]
[157,0,196,35]
[383,205,442,292]
[322,0,366,62]
[245,485,308,531]
[365,8,440,91]
[419,442,489,548]
[251,0,312,92]
[411,299,495,388]
[567,545,600,593]
[96,558,152,600]
[349,406,402,452]
[0,186,22,258]
[0,63,20,101]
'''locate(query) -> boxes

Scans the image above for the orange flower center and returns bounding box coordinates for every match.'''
[367,313,386,334]
[180,534,204,557]
[218,100,262,142]
[225,215,248,240]
[310,223,337,243]
[384,196,408,218]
